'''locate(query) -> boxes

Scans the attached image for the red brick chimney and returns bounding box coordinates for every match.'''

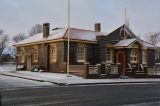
[43,23,50,38]
[95,23,101,32]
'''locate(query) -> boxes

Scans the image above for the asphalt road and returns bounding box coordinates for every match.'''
[1,82,160,106]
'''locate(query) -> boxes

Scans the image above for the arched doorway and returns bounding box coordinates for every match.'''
[116,51,125,75]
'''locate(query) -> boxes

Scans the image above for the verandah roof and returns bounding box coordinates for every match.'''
[114,38,137,48]
[114,38,157,49]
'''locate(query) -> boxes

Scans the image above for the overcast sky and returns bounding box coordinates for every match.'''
[0,0,160,39]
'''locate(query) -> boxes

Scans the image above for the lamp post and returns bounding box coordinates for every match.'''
[67,0,70,75]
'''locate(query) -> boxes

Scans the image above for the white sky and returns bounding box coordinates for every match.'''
[0,0,160,39]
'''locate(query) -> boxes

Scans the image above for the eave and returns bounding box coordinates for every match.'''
[14,39,97,47]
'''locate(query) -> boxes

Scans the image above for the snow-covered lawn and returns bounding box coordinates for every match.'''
[0,64,16,72]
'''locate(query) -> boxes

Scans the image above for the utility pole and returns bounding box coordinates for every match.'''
[67,0,70,75]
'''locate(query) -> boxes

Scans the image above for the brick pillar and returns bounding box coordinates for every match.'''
[63,62,67,73]
[84,62,89,79]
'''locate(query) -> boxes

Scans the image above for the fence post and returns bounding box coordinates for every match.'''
[84,62,89,79]
[97,64,101,75]
[107,64,111,78]
[101,62,106,74]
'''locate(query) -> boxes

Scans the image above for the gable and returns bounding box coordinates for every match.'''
[105,24,138,42]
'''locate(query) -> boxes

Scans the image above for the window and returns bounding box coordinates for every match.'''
[130,49,138,63]
[77,46,85,62]
[19,48,25,63]
[106,48,113,63]
[142,50,147,64]
[33,46,38,63]
[50,45,57,62]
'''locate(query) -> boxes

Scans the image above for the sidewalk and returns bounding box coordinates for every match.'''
[1,71,160,86]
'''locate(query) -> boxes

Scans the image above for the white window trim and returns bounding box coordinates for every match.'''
[33,46,38,63]
[142,50,147,64]
[106,48,113,64]
[77,46,86,63]
[19,48,25,63]
[130,49,138,63]
[50,45,57,63]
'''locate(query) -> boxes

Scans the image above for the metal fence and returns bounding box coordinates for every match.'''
[0,62,16,72]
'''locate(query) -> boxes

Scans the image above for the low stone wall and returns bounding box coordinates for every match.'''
[69,65,88,78]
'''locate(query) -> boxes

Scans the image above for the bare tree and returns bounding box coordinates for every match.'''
[0,30,9,61]
[0,29,4,35]
[145,32,160,63]
[145,32,160,45]
[13,33,27,43]
[29,24,42,36]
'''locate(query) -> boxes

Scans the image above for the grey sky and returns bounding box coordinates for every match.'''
[0,0,160,39]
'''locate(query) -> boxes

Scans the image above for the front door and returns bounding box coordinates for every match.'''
[117,51,125,75]
[27,56,31,70]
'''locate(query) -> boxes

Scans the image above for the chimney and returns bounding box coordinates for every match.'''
[43,23,50,38]
[95,23,101,32]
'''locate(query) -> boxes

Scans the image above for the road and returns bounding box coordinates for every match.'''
[1,82,160,106]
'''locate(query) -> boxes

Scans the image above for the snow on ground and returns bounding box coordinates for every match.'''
[0,64,16,72]
[0,74,53,89]
[17,71,83,80]
[1,71,160,85]
[0,64,160,85]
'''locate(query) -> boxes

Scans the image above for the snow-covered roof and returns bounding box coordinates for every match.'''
[114,38,137,47]
[114,38,158,49]
[142,41,158,48]
[15,28,107,46]
[64,28,107,41]
[15,28,67,45]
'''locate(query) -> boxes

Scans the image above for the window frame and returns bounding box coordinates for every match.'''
[130,49,138,63]
[19,48,25,63]
[33,46,38,63]
[77,44,86,63]
[142,50,147,64]
[106,48,113,63]
[50,44,57,63]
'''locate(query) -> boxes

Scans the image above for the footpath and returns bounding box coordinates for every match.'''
[1,71,160,86]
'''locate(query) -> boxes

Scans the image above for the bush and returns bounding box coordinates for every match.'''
[30,65,41,72]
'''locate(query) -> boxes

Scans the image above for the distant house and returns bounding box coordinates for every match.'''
[14,23,157,78]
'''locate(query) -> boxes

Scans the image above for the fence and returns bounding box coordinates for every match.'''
[89,65,98,74]
[69,65,86,77]
[0,62,16,72]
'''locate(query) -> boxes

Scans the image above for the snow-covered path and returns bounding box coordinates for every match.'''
[0,75,54,90]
